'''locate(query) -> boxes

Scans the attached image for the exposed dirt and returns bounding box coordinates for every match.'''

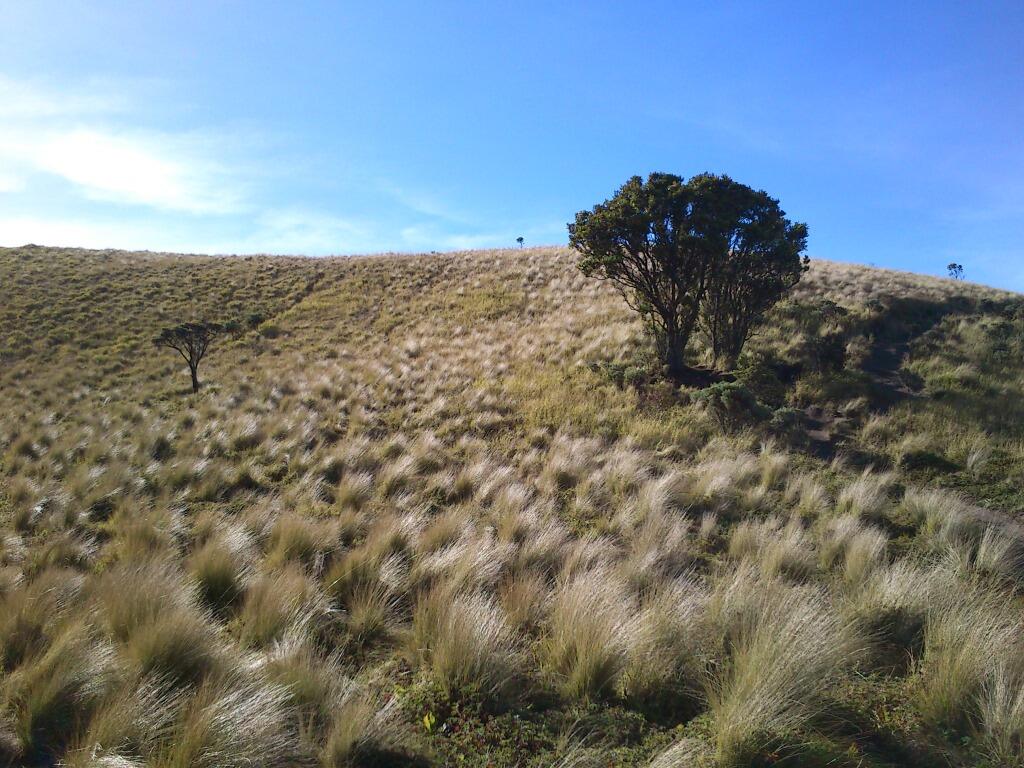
[799,299,954,461]
[862,338,922,410]
[802,404,851,460]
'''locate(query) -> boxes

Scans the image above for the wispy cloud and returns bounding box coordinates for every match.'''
[239,210,378,254]
[0,74,128,119]
[378,181,472,223]
[5,128,244,214]
[0,75,248,214]
[0,73,557,256]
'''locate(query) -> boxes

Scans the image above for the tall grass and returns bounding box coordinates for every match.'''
[409,589,521,705]
[918,585,1022,732]
[1,245,1021,765]
[706,572,864,764]
[542,569,636,702]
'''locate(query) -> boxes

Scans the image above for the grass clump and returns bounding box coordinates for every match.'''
[410,589,520,707]
[918,585,1022,733]
[1,621,116,764]
[706,573,864,765]
[188,541,247,617]
[155,673,305,768]
[542,569,636,702]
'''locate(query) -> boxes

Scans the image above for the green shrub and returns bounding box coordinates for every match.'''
[736,361,787,408]
[769,407,806,441]
[692,382,771,429]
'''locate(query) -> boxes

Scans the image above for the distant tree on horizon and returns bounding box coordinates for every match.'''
[569,172,807,378]
[516,236,525,249]
[153,322,225,393]
[948,262,964,280]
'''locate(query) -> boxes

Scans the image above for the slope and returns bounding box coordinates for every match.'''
[0,245,1023,767]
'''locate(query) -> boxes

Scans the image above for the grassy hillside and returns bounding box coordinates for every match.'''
[2,244,1024,767]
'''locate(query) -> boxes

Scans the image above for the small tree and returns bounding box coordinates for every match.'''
[699,188,808,367]
[153,322,224,393]
[947,263,964,280]
[569,172,806,378]
[516,236,525,249]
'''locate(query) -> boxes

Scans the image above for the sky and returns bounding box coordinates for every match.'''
[1,1,1023,289]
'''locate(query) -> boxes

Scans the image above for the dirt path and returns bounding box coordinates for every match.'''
[800,314,937,460]
[803,405,849,460]
[861,338,920,410]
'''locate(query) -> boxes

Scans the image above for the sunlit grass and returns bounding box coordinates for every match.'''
[1,244,1022,766]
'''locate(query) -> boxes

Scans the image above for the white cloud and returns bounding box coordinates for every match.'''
[0,74,127,119]
[24,128,242,214]
[0,173,25,193]
[0,75,247,214]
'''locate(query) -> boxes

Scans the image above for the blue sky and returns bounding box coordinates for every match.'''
[1,1,1022,289]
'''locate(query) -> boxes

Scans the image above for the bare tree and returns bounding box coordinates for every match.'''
[153,322,224,393]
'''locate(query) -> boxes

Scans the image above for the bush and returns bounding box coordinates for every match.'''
[769,407,806,441]
[591,361,653,391]
[736,361,787,408]
[692,382,771,429]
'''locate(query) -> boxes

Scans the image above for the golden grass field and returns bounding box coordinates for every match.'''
[2,244,1024,767]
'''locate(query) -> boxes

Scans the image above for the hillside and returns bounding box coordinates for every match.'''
[2,244,1024,767]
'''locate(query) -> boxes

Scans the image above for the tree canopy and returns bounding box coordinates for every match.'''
[153,322,224,393]
[569,172,807,377]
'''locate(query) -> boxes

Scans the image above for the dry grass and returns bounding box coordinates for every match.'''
[543,569,636,702]
[706,576,865,765]
[409,588,521,705]
[0,244,1022,765]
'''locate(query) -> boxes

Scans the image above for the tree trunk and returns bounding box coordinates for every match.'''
[190,365,200,393]
[664,332,686,381]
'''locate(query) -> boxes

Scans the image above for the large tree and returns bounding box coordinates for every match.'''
[569,172,807,377]
[699,187,808,367]
[153,322,224,393]
[569,173,717,378]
